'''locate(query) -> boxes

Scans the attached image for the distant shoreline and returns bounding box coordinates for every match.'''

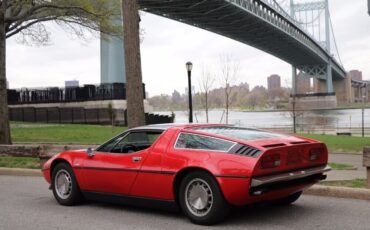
[153,106,370,114]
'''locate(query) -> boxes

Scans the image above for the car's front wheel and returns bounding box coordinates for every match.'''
[179,171,230,225]
[52,162,82,206]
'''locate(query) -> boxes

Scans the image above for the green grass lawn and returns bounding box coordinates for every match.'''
[320,179,367,188]
[11,123,125,144]
[300,134,370,153]
[328,163,356,170]
[8,122,370,152]
[0,156,41,169]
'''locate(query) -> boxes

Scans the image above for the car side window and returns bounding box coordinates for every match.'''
[97,135,125,152]
[175,133,235,152]
[110,131,163,154]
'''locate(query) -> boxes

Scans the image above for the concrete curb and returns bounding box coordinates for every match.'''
[0,167,42,177]
[304,185,370,201]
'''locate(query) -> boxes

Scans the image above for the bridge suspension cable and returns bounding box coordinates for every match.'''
[270,0,343,67]
[328,10,343,67]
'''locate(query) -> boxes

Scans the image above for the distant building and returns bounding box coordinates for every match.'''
[65,80,79,88]
[267,74,281,91]
[349,70,362,81]
[239,82,250,92]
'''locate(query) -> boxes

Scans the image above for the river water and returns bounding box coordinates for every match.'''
[157,109,370,133]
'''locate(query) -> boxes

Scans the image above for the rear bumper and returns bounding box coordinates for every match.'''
[250,165,331,196]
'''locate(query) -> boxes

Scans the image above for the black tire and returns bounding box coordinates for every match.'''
[51,162,82,206]
[275,191,302,205]
[179,171,230,225]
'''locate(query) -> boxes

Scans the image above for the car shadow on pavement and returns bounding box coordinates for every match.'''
[82,199,185,219]
[75,198,322,227]
[222,201,322,227]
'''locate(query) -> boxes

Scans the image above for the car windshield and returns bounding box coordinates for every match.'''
[192,126,287,141]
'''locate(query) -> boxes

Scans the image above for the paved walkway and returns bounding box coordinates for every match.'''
[327,153,366,181]
[1,175,370,230]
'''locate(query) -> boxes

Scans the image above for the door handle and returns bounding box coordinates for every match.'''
[132,156,142,162]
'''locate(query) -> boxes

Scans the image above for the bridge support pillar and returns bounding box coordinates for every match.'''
[313,79,326,93]
[326,61,334,93]
[292,66,297,95]
[333,74,353,103]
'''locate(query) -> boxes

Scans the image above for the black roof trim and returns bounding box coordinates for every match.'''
[130,123,181,131]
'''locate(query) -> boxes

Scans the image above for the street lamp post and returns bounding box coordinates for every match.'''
[186,62,193,123]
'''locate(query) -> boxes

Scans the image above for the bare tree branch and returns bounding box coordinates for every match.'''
[198,63,215,123]
[6,16,58,38]
[5,0,121,41]
[219,54,239,124]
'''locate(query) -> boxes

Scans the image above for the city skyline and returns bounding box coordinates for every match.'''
[6,0,370,96]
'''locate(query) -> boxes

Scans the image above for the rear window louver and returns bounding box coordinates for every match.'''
[262,143,286,148]
[229,144,262,157]
[290,141,309,145]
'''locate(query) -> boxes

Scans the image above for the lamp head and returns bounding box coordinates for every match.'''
[186,62,193,72]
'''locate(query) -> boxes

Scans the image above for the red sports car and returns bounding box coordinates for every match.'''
[42,124,330,225]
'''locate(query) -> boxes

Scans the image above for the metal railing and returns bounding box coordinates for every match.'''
[7,83,146,105]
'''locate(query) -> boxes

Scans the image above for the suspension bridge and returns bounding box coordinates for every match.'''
[102,0,364,105]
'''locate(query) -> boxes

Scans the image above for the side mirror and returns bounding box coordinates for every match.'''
[86,147,95,157]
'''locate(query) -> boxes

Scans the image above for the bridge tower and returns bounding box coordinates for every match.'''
[100,3,126,84]
[289,0,333,94]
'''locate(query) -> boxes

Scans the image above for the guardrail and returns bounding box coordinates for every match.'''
[7,83,146,105]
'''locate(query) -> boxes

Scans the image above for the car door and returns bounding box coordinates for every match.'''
[78,131,161,195]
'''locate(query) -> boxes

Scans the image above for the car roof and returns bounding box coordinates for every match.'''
[129,123,183,131]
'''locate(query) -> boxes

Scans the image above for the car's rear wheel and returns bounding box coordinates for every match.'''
[179,171,230,225]
[275,191,302,205]
[52,162,82,206]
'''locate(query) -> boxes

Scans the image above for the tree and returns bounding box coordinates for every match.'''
[219,55,239,124]
[122,0,145,128]
[247,86,268,109]
[107,103,116,127]
[171,90,182,104]
[148,94,171,110]
[198,64,214,123]
[0,0,121,144]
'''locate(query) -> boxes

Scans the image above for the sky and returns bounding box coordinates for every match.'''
[6,0,370,96]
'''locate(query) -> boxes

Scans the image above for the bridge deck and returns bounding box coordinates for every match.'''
[139,0,346,79]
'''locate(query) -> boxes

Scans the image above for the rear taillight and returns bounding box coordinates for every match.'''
[261,154,281,169]
[309,148,323,161]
